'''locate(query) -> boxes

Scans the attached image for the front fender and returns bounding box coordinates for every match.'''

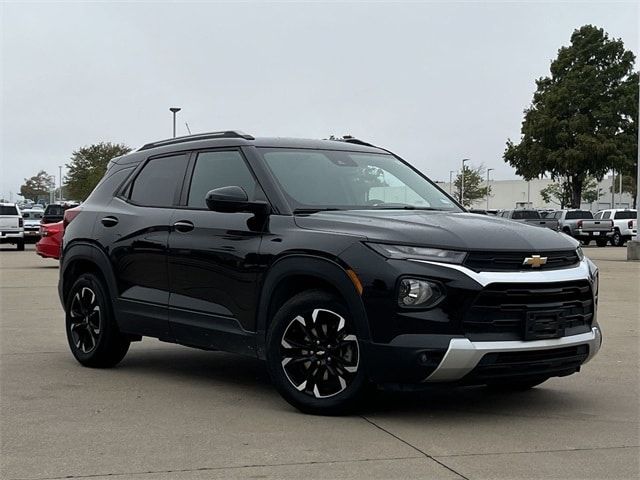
[255,254,370,359]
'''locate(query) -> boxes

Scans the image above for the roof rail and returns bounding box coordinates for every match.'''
[138,130,254,151]
[326,135,377,148]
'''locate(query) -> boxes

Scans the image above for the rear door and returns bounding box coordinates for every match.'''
[167,149,268,354]
[94,153,189,340]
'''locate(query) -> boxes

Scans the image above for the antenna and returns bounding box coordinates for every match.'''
[185,122,192,135]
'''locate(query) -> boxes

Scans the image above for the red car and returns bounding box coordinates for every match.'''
[36,221,63,259]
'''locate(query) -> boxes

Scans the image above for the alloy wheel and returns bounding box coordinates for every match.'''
[69,287,102,354]
[280,308,359,398]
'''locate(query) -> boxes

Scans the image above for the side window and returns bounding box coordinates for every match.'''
[594,212,602,219]
[601,211,611,219]
[129,154,188,207]
[187,151,264,208]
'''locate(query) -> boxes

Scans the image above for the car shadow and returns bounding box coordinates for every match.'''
[117,346,585,418]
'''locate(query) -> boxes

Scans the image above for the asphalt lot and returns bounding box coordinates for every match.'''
[1,244,638,480]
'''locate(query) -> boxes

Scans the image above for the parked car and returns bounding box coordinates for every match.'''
[0,203,25,250]
[595,209,638,246]
[36,221,64,259]
[42,202,80,225]
[499,209,559,230]
[21,209,44,241]
[553,210,612,247]
[59,131,601,414]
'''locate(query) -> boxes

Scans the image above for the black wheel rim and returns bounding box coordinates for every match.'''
[280,308,359,398]
[69,287,101,354]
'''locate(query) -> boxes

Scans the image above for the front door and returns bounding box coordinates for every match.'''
[167,149,268,355]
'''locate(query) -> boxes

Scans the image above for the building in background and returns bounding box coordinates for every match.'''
[437,174,634,211]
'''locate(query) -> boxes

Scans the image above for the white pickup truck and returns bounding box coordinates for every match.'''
[0,203,25,250]
[595,209,638,246]
[21,209,44,241]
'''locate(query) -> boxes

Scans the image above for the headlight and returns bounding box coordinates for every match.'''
[367,243,467,264]
[398,278,443,307]
[576,246,584,261]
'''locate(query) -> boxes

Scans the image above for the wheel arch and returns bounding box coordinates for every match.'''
[60,241,118,307]
[255,254,370,359]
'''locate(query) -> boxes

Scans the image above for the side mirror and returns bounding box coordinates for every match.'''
[205,186,270,215]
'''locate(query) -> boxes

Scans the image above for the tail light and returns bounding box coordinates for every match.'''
[40,225,50,237]
[63,207,81,227]
[630,220,635,229]
[577,220,583,229]
[18,217,24,228]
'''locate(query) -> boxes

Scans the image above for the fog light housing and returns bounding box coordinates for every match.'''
[398,278,443,307]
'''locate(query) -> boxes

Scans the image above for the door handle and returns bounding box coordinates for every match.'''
[173,220,194,233]
[101,216,119,227]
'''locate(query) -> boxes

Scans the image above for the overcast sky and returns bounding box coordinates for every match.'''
[1,1,638,200]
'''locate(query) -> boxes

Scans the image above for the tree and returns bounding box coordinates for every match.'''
[20,170,54,201]
[504,25,636,208]
[65,142,131,201]
[453,165,490,207]
[614,71,639,208]
[540,177,601,208]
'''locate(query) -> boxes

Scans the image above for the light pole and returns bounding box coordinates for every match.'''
[449,170,455,194]
[486,168,494,210]
[58,165,62,202]
[461,158,470,205]
[169,107,181,138]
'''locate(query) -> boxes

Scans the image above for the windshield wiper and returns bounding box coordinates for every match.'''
[368,205,446,211]
[293,208,344,214]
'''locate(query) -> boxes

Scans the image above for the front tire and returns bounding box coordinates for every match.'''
[266,290,368,415]
[65,273,130,368]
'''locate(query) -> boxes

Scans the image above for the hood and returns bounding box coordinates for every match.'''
[294,210,578,252]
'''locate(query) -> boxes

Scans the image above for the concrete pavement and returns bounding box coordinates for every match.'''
[1,244,638,480]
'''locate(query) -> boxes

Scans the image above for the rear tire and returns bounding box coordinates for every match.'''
[16,239,25,251]
[266,290,368,415]
[596,238,608,247]
[486,377,549,391]
[610,230,625,247]
[65,273,130,368]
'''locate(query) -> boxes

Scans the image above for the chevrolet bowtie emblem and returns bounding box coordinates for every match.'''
[523,255,548,268]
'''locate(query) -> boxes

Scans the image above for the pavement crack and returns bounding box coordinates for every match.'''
[360,415,470,480]
[6,455,423,480]
[435,444,640,458]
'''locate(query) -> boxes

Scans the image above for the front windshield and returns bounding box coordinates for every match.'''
[259,148,461,212]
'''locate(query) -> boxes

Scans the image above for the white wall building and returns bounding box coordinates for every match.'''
[437,174,634,212]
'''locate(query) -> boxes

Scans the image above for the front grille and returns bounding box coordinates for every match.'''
[463,281,593,338]
[464,250,579,272]
[467,345,589,381]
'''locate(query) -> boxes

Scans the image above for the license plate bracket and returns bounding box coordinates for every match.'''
[524,311,565,340]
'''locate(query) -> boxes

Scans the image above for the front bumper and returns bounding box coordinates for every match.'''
[426,326,601,382]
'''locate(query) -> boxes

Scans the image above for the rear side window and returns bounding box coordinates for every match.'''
[187,151,262,208]
[614,211,637,219]
[601,211,611,219]
[130,154,188,207]
[566,211,593,220]
[0,206,18,215]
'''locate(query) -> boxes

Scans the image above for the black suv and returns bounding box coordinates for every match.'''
[59,131,602,414]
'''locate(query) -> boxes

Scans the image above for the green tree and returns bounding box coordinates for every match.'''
[504,25,636,208]
[454,165,490,207]
[19,170,54,201]
[540,177,601,208]
[66,142,131,200]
